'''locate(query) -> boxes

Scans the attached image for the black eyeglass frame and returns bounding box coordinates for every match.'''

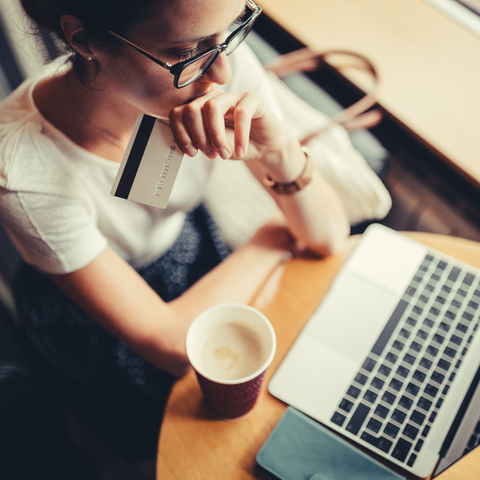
[107,0,262,88]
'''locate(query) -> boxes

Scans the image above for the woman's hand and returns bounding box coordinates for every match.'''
[169,89,287,163]
[170,88,350,258]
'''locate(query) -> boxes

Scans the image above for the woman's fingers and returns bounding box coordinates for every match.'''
[169,90,219,158]
[201,96,232,159]
[168,111,198,157]
[169,90,265,160]
[232,94,258,157]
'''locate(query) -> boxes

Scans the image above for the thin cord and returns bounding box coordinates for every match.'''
[64,76,128,149]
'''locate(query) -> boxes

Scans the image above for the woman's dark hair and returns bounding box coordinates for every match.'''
[20,0,164,67]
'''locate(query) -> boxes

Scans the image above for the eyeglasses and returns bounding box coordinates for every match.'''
[107,0,261,88]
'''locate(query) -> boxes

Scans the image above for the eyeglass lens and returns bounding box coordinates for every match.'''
[177,50,219,87]
[177,12,256,87]
[225,20,255,55]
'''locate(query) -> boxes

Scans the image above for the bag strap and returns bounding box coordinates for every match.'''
[264,48,382,145]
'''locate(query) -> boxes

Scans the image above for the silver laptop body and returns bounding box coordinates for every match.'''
[269,224,480,478]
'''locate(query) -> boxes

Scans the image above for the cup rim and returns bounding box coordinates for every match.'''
[185,303,276,385]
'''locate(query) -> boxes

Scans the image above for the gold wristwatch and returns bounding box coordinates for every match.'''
[263,146,313,195]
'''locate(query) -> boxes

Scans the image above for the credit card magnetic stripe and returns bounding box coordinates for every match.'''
[113,114,156,199]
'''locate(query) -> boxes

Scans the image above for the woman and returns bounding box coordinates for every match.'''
[0,0,349,471]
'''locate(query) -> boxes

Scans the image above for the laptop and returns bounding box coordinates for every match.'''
[269,224,480,478]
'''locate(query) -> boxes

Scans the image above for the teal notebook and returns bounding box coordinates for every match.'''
[257,407,406,480]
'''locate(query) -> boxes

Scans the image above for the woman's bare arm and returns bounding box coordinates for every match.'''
[48,221,295,377]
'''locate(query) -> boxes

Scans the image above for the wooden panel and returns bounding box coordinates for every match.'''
[258,0,480,187]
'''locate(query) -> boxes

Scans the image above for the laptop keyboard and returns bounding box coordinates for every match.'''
[330,253,480,468]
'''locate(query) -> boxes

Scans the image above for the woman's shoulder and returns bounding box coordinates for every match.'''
[0,78,42,187]
[0,56,70,131]
[0,60,75,191]
[0,76,38,127]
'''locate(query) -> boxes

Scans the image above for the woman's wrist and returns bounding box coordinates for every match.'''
[258,134,308,184]
[263,146,313,195]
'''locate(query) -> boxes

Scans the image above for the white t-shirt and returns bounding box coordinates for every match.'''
[0,44,280,275]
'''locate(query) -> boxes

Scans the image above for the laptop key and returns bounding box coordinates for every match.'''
[355,373,368,385]
[346,403,370,435]
[403,353,415,365]
[371,377,385,390]
[437,359,451,371]
[347,386,361,399]
[431,371,445,384]
[386,352,399,364]
[423,318,435,329]
[410,341,422,352]
[410,411,426,426]
[413,370,426,382]
[414,439,424,452]
[406,383,420,396]
[420,358,433,369]
[339,398,353,413]
[437,260,447,270]
[384,422,400,439]
[378,364,392,376]
[425,384,439,398]
[362,358,376,372]
[389,378,403,391]
[399,396,413,410]
[382,391,396,405]
[418,397,432,411]
[367,418,382,434]
[416,330,429,340]
[404,424,420,440]
[391,409,407,424]
[448,266,460,282]
[407,453,417,467]
[363,389,378,404]
[360,432,393,453]
[331,411,346,427]
[372,299,410,357]
[375,404,389,419]
[392,438,413,462]
[443,346,456,358]
[449,334,462,345]
[456,323,468,334]
[426,346,438,357]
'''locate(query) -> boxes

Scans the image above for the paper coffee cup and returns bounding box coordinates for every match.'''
[186,303,276,419]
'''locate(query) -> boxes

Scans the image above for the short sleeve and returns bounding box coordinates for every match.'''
[0,187,108,274]
[0,115,108,274]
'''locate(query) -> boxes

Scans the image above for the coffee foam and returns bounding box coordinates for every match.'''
[197,322,267,381]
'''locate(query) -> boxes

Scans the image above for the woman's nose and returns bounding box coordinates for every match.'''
[200,51,232,86]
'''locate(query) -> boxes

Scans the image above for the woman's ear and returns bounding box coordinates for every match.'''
[60,14,94,60]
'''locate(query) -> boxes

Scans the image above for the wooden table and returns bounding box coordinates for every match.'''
[156,233,480,480]
[257,0,480,189]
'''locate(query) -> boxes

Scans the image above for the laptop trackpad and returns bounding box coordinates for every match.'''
[305,272,397,365]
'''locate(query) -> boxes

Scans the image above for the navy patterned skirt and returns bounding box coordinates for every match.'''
[14,204,230,462]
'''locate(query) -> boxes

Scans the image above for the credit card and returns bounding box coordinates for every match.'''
[110,114,184,209]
